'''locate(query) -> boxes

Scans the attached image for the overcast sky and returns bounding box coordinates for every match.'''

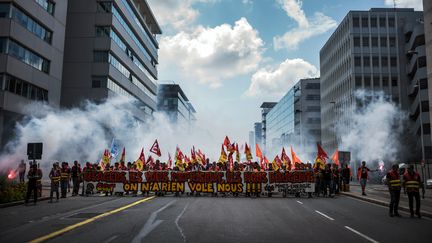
[147,0,423,143]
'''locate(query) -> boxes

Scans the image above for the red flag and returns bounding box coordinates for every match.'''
[223,136,231,148]
[291,146,302,169]
[317,143,328,162]
[255,143,263,161]
[119,147,126,164]
[275,155,283,167]
[150,139,161,157]
[198,149,206,165]
[191,147,196,161]
[235,143,240,162]
[168,153,173,169]
[281,147,291,167]
[244,143,253,161]
[176,147,184,161]
[185,155,191,165]
[146,155,154,165]
[263,156,270,170]
[135,148,145,171]
[331,148,339,165]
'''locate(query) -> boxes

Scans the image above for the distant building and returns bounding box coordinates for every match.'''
[266,78,321,159]
[157,83,196,124]
[0,0,67,147]
[320,8,430,160]
[254,122,262,147]
[249,131,254,149]
[61,0,161,121]
[260,102,277,153]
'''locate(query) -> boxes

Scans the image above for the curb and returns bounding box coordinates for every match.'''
[0,196,51,208]
[341,192,432,218]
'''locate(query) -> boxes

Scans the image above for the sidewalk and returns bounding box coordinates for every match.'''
[341,182,432,218]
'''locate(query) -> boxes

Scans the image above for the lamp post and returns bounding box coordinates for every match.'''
[407,50,427,187]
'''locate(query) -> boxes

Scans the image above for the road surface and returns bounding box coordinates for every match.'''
[0,194,431,243]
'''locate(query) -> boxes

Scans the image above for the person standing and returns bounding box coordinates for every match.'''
[49,162,61,203]
[403,165,425,218]
[386,164,401,217]
[18,160,26,183]
[71,161,82,196]
[341,164,351,192]
[357,161,377,196]
[322,164,333,197]
[60,162,70,198]
[25,163,42,205]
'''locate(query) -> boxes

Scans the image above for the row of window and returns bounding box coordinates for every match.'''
[354,56,397,67]
[306,94,320,100]
[0,73,48,102]
[0,38,50,73]
[353,16,395,28]
[353,36,396,48]
[97,1,156,69]
[355,76,398,87]
[96,26,157,84]
[93,51,156,101]
[305,83,320,89]
[35,0,55,15]
[0,3,53,43]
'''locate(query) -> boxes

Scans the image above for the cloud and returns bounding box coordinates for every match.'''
[147,0,216,31]
[159,18,264,88]
[384,0,423,10]
[245,58,319,98]
[273,0,337,50]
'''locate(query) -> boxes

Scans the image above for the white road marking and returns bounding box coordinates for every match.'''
[104,235,118,243]
[296,201,303,204]
[175,202,190,243]
[315,210,335,221]
[344,226,379,243]
[132,199,177,243]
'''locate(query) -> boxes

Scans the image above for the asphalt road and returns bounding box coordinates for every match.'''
[0,194,431,243]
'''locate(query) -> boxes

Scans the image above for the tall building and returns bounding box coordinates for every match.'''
[248,130,254,149]
[260,102,276,153]
[320,8,430,160]
[266,78,321,159]
[254,122,262,147]
[424,0,432,162]
[157,83,196,124]
[0,0,67,147]
[61,0,161,120]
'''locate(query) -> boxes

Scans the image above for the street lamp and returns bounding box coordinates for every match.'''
[407,50,427,187]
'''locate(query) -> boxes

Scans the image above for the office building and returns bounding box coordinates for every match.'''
[61,0,161,120]
[259,102,276,153]
[266,78,321,159]
[254,122,262,147]
[320,8,430,160]
[249,130,254,148]
[157,83,196,124]
[0,0,67,147]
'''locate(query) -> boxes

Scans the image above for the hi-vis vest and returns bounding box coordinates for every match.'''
[387,171,401,189]
[61,169,69,180]
[405,173,420,192]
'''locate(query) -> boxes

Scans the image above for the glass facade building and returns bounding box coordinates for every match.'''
[157,84,196,124]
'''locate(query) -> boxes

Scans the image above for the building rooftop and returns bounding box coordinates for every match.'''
[260,102,277,108]
[132,0,162,34]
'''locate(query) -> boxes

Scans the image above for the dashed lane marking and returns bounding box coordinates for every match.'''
[29,196,156,243]
[296,201,303,204]
[344,226,379,243]
[175,202,190,243]
[315,210,335,221]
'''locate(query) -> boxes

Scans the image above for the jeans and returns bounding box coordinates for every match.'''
[72,177,80,195]
[50,183,59,200]
[61,180,68,197]
[407,191,420,215]
[323,180,333,196]
[389,189,400,214]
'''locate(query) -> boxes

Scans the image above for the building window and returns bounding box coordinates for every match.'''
[391,77,398,86]
[379,17,386,27]
[94,51,109,62]
[305,83,320,89]
[307,118,321,124]
[354,56,361,66]
[422,102,430,112]
[306,94,320,100]
[0,3,10,18]
[4,39,50,73]
[364,76,371,87]
[381,56,388,67]
[0,38,6,53]
[306,106,320,112]
[423,124,431,135]
[382,77,389,87]
[95,26,110,37]
[371,37,378,47]
[355,77,362,87]
[370,17,377,27]
[35,0,55,15]
[353,17,360,27]
[380,37,387,47]
[388,17,395,27]
[390,57,397,67]
[363,56,370,67]
[354,37,360,47]
[3,74,48,101]
[97,1,112,13]
[418,56,427,68]
[372,56,379,67]
[373,77,380,87]
[420,78,428,89]
[361,17,368,28]
[362,37,369,47]
[108,53,130,79]
[389,37,396,47]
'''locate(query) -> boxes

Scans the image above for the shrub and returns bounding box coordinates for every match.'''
[0,173,27,203]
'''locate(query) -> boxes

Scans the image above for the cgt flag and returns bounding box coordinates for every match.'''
[168,152,173,169]
[255,143,263,162]
[119,147,126,164]
[135,148,145,171]
[291,146,302,169]
[235,143,240,162]
[245,143,253,161]
[281,147,291,168]
[150,139,161,157]
[316,143,329,162]
[100,149,111,170]
[223,136,231,148]
[331,148,339,166]
[218,144,227,164]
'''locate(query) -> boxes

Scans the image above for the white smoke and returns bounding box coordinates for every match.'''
[0,95,235,171]
[337,90,408,163]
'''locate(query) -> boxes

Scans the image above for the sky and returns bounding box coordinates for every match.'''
[146,0,423,143]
